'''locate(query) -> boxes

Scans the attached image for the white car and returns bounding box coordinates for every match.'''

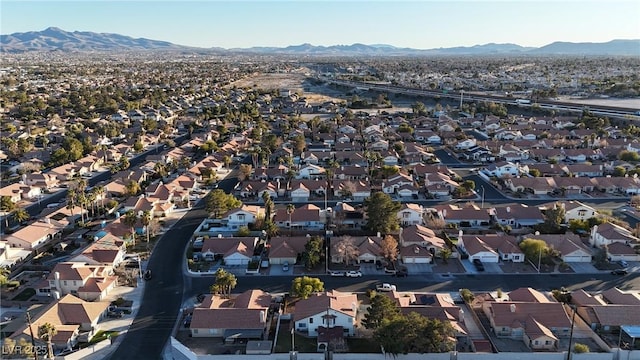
[345,270,362,278]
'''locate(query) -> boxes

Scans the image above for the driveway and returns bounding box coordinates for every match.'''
[461,259,503,274]
[569,262,601,274]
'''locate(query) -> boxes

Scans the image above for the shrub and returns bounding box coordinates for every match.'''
[573,343,589,353]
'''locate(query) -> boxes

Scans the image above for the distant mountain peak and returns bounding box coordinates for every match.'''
[1,27,638,56]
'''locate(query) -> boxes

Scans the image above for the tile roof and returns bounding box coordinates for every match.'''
[490,302,571,329]
[293,290,357,322]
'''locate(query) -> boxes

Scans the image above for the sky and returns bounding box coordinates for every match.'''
[1,1,639,49]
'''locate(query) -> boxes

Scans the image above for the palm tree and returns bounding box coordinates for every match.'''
[66,189,77,219]
[286,204,295,236]
[1,196,16,230]
[12,208,29,225]
[38,322,57,359]
[122,210,139,246]
[140,210,152,244]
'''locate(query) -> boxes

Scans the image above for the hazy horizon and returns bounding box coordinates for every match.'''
[1,1,639,49]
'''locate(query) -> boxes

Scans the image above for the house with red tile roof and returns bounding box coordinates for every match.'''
[437,204,491,227]
[190,290,271,341]
[69,233,126,267]
[400,224,447,254]
[397,203,425,227]
[293,290,358,337]
[590,222,640,248]
[274,204,324,231]
[522,233,592,263]
[493,204,545,228]
[200,237,257,265]
[42,262,117,301]
[10,294,110,352]
[483,301,571,351]
[508,288,553,303]
[457,235,499,263]
[268,236,308,265]
[4,219,64,251]
[461,234,524,262]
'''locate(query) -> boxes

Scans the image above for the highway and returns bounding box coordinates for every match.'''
[324,77,640,119]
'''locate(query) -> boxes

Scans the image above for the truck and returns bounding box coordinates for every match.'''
[515,99,531,105]
[376,283,397,292]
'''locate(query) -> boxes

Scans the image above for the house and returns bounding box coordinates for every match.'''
[382,173,414,195]
[577,304,640,333]
[41,262,117,301]
[68,233,127,267]
[0,241,31,269]
[481,161,525,179]
[483,301,571,350]
[220,205,265,230]
[355,236,383,264]
[400,224,447,255]
[273,204,324,231]
[590,223,640,248]
[522,234,592,263]
[9,294,110,352]
[505,177,556,195]
[454,138,477,151]
[293,290,358,337]
[332,202,365,230]
[397,203,425,227]
[457,235,499,263]
[296,164,326,180]
[268,236,308,265]
[438,204,491,227]
[200,237,257,265]
[190,290,271,342]
[290,182,311,202]
[493,204,545,228]
[333,180,371,201]
[606,242,640,263]
[400,244,433,264]
[461,234,524,262]
[4,220,65,251]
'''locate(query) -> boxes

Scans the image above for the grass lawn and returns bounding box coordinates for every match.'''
[347,338,378,353]
[12,288,35,301]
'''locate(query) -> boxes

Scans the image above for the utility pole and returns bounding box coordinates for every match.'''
[567,305,577,360]
[460,90,464,109]
[481,186,485,209]
[26,311,39,360]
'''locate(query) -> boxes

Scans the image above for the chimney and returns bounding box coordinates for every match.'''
[458,309,465,323]
[377,232,381,238]
[510,304,516,313]
[506,206,511,213]
[458,230,463,239]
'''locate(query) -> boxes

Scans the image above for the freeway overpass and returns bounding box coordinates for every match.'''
[323,77,640,119]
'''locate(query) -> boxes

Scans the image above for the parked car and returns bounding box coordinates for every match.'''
[394,270,408,277]
[329,270,345,277]
[618,260,629,268]
[376,283,397,292]
[345,270,362,277]
[107,310,124,318]
[282,262,289,272]
[611,269,628,275]
[472,259,485,271]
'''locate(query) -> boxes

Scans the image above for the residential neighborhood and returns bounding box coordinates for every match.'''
[0,46,639,360]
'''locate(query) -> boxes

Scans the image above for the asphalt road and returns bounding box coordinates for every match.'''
[108,206,209,360]
[185,273,640,300]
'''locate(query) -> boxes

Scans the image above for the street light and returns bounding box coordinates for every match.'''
[480,185,485,209]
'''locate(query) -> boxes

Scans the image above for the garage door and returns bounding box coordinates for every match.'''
[404,258,415,264]
[481,255,498,263]
[564,256,591,262]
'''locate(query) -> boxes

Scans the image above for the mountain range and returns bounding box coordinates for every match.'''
[2,27,639,56]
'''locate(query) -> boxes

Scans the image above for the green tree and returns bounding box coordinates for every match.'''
[1,196,17,230]
[209,268,237,298]
[364,192,401,234]
[438,247,453,264]
[12,208,30,225]
[613,166,626,177]
[38,322,57,359]
[542,204,565,231]
[529,168,541,177]
[125,180,141,196]
[462,180,475,191]
[519,239,549,263]
[460,288,474,303]
[238,164,252,181]
[122,210,139,246]
[619,150,640,162]
[363,291,401,330]
[140,210,152,244]
[303,236,324,270]
[290,276,324,299]
[411,101,427,116]
[205,189,242,218]
[375,312,455,355]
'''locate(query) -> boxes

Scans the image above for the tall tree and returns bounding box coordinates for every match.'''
[332,236,359,265]
[380,235,399,262]
[290,276,324,299]
[363,292,401,330]
[375,312,455,355]
[286,203,295,235]
[140,210,152,244]
[12,208,29,225]
[364,192,401,234]
[209,268,237,298]
[303,236,324,270]
[38,322,57,359]
[205,189,242,218]
[122,210,139,246]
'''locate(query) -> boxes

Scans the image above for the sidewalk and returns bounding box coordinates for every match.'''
[80,281,146,360]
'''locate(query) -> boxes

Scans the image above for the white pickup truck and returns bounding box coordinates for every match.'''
[376,283,397,292]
